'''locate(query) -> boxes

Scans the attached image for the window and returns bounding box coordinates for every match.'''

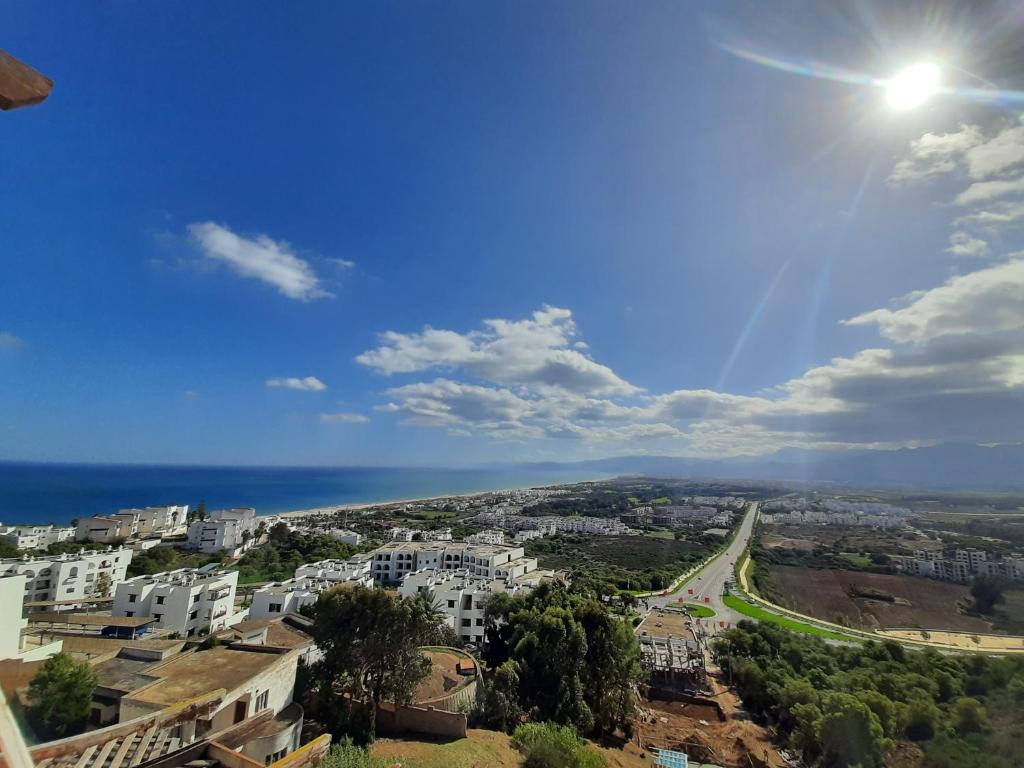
[189,610,198,620]
[125,611,134,617]
[154,613,162,622]
[255,690,269,711]
[156,596,165,605]
[128,593,137,603]
[476,618,484,626]
[461,618,471,627]
[192,594,201,603]
[269,603,282,613]
[447,599,455,608]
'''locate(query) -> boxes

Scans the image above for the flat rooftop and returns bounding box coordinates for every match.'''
[124,647,289,707]
[28,612,157,628]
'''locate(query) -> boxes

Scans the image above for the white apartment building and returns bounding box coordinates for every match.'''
[0,524,75,551]
[113,568,240,637]
[294,555,373,583]
[370,541,537,584]
[389,527,417,542]
[328,529,361,546]
[77,513,139,543]
[130,505,190,537]
[467,529,505,546]
[250,556,373,620]
[1,547,133,608]
[398,569,527,644]
[187,508,257,555]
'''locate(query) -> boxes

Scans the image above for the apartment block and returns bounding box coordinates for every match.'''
[187,508,258,555]
[1,547,133,607]
[369,541,537,584]
[0,524,75,550]
[398,568,528,645]
[250,556,374,619]
[113,568,240,636]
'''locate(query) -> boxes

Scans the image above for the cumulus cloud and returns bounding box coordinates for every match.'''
[842,259,1024,344]
[357,306,637,396]
[188,222,331,301]
[946,231,990,258]
[266,376,327,391]
[887,124,983,184]
[0,332,24,350]
[954,175,1024,206]
[954,201,1024,230]
[320,412,369,424]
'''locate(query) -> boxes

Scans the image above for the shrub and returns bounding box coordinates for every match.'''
[511,722,606,768]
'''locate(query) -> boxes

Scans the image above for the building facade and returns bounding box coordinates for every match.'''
[1,547,133,607]
[113,568,240,636]
[187,508,258,555]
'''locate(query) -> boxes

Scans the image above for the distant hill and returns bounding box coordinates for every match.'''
[516,443,1024,490]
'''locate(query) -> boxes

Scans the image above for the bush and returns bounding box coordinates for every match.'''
[27,653,97,740]
[511,723,606,768]
[319,741,388,768]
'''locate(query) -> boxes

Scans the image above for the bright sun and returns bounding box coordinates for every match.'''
[885,62,941,110]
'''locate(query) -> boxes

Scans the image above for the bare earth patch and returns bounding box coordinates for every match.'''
[767,566,992,632]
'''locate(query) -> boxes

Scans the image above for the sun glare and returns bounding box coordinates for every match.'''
[885,62,941,110]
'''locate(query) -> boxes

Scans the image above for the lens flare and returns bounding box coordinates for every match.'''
[885,63,941,109]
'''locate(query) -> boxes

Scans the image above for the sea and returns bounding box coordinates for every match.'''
[0,462,607,525]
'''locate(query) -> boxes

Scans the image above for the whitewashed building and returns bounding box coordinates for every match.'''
[467,529,505,546]
[398,569,528,645]
[0,547,133,607]
[369,541,537,584]
[113,568,240,637]
[0,524,75,551]
[250,556,373,620]
[187,508,258,555]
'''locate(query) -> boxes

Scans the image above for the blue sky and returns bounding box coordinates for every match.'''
[3,1,1024,466]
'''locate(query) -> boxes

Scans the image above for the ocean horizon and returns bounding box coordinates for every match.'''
[0,462,608,525]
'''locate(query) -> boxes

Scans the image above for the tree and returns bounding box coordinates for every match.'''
[255,520,268,539]
[93,571,112,598]
[815,693,890,768]
[308,585,437,743]
[970,575,1006,614]
[950,696,987,734]
[475,660,523,732]
[27,653,97,739]
[319,740,387,768]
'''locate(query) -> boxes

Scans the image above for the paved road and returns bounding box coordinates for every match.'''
[646,501,759,638]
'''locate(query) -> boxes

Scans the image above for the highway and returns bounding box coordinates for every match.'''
[646,501,759,637]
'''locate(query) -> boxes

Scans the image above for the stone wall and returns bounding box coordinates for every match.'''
[375,703,467,739]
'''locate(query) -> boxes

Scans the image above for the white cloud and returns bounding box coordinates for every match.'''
[887,125,984,184]
[954,175,1024,206]
[964,124,1024,180]
[0,332,24,350]
[842,259,1024,344]
[954,201,1024,230]
[266,376,327,391]
[946,231,990,258]
[357,306,637,396]
[320,412,369,424]
[188,221,330,301]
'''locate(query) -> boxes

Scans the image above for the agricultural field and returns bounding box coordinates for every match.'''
[763,565,994,632]
[525,533,720,593]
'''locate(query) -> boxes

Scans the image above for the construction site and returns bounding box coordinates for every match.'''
[634,606,790,768]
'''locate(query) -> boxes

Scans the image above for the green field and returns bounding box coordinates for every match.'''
[722,594,859,642]
[684,603,715,618]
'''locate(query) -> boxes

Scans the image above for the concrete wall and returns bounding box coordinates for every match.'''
[375,703,467,739]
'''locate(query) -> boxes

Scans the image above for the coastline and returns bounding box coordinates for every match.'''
[0,463,611,525]
[267,482,587,521]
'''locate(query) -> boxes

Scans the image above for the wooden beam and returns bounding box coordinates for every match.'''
[0,49,53,110]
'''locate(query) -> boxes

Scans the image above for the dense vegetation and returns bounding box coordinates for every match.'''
[525,533,719,593]
[480,582,643,738]
[26,653,97,740]
[234,524,358,583]
[714,621,1024,767]
[128,545,223,577]
[302,585,446,744]
[511,722,606,768]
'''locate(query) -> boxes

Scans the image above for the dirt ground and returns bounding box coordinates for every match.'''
[413,651,472,701]
[767,565,992,632]
[635,672,788,768]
